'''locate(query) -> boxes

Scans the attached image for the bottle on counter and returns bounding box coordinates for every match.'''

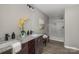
[27,30,33,35]
[5,34,10,41]
[27,30,29,35]
[11,32,15,39]
[29,30,33,35]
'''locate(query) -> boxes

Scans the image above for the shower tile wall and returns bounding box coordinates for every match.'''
[49,18,64,42]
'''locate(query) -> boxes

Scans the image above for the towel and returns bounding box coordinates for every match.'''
[43,35,48,39]
[12,42,21,54]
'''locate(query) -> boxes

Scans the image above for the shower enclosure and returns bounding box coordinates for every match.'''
[49,18,65,42]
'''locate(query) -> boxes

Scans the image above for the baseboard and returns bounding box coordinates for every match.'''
[49,36,64,42]
[64,45,79,50]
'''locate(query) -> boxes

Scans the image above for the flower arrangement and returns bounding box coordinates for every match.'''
[18,16,28,38]
[18,16,28,30]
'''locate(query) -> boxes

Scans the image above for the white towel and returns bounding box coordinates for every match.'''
[12,42,21,54]
[43,35,48,39]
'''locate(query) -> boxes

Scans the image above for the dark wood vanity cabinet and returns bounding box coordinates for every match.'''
[17,42,28,54]
[28,36,43,54]
[35,36,43,54]
[28,39,35,54]
[18,39,35,54]
[18,36,43,54]
[20,42,28,54]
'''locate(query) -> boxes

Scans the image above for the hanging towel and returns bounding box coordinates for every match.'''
[43,35,48,39]
[12,42,21,54]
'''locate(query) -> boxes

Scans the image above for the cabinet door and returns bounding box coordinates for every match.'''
[18,42,28,54]
[28,39,35,54]
[35,38,39,54]
[35,36,43,54]
[39,36,43,53]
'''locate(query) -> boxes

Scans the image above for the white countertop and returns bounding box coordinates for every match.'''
[0,34,43,53]
[19,34,43,43]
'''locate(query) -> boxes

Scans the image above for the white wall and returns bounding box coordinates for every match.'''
[65,5,79,49]
[49,18,64,42]
[0,4,48,38]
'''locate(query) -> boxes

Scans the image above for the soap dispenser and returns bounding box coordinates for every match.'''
[11,32,15,39]
[27,30,29,35]
[5,34,10,41]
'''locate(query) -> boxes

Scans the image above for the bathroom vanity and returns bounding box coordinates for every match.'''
[0,34,43,54]
[18,35,43,54]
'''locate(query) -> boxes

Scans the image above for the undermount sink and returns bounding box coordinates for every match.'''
[31,34,38,36]
[31,34,42,37]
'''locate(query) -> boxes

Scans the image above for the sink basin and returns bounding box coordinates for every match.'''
[31,34,42,38]
[31,34,39,37]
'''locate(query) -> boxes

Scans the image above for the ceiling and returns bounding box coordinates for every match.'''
[32,4,76,19]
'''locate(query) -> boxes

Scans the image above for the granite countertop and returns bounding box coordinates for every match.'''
[0,34,43,53]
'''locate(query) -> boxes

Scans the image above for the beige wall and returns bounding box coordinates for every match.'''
[65,5,79,49]
[0,4,49,38]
